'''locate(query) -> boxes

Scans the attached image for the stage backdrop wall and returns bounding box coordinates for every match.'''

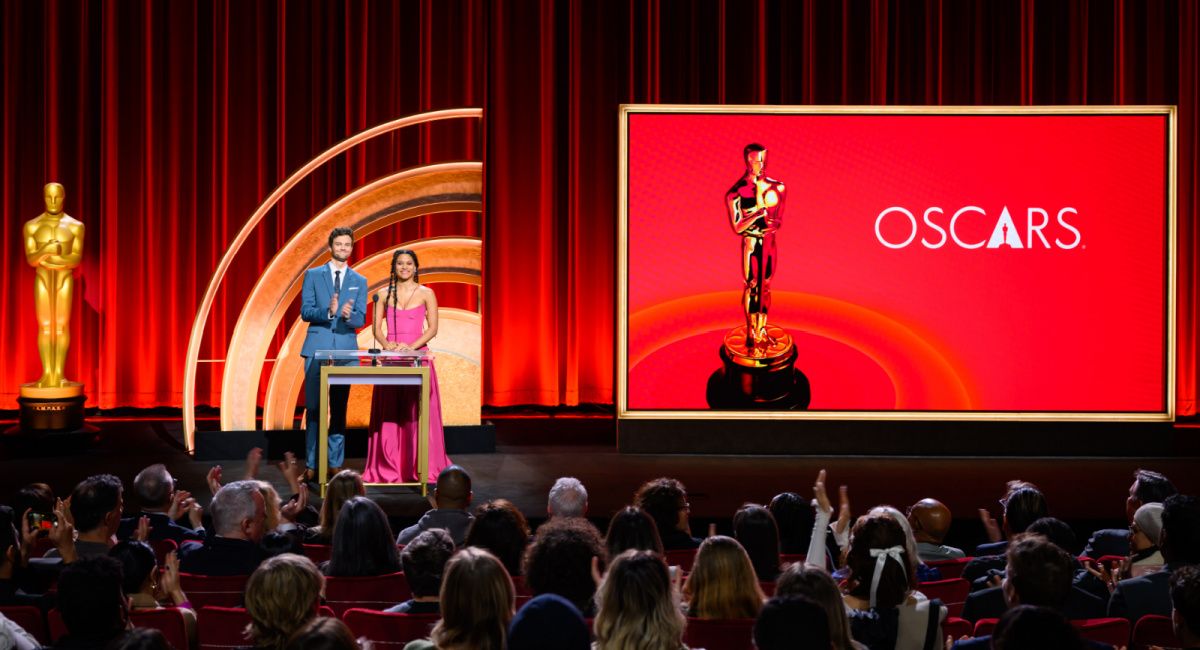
[1,0,1198,417]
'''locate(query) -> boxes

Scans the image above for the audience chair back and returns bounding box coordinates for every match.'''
[46,608,67,643]
[664,549,698,572]
[197,606,252,650]
[180,573,250,608]
[509,574,534,597]
[778,553,806,567]
[343,609,439,649]
[323,572,412,617]
[301,544,332,565]
[150,538,179,566]
[943,617,971,640]
[973,618,999,637]
[1132,614,1180,650]
[1073,618,1131,647]
[0,606,48,644]
[683,617,756,650]
[759,581,776,597]
[925,557,971,580]
[917,578,969,617]
[130,608,189,650]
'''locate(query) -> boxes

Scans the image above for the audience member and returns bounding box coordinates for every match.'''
[244,554,324,650]
[593,550,687,650]
[963,483,1048,585]
[733,503,782,581]
[547,477,588,519]
[179,480,267,575]
[753,595,832,650]
[1109,493,1200,622]
[284,617,360,650]
[116,464,204,544]
[108,541,196,639]
[507,593,590,650]
[775,562,866,650]
[385,529,454,614]
[54,555,129,649]
[305,470,365,545]
[9,484,54,526]
[959,534,1105,630]
[634,477,701,550]
[907,498,965,561]
[1085,468,1176,559]
[683,535,765,619]
[0,610,38,650]
[523,516,606,615]
[405,547,514,650]
[1127,502,1165,575]
[325,496,400,577]
[111,628,170,650]
[868,505,938,582]
[990,605,1087,650]
[396,466,474,546]
[1170,564,1200,649]
[770,491,816,555]
[603,506,664,558]
[48,474,124,559]
[464,499,530,577]
[842,515,945,650]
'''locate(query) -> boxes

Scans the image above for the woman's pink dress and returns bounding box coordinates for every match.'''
[362,304,451,483]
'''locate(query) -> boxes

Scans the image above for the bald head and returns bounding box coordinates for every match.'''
[434,465,472,510]
[908,498,953,544]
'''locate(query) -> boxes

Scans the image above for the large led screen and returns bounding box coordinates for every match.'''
[619,106,1174,419]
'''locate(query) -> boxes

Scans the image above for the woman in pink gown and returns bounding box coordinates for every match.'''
[363,249,451,484]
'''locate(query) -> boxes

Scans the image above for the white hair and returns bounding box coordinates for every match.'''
[548,477,588,518]
[210,480,261,536]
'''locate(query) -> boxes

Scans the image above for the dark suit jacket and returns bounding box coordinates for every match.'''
[178,536,266,576]
[963,554,1006,589]
[117,512,205,545]
[953,635,1112,649]
[974,540,1009,556]
[960,585,1107,623]
[1083,528,1130,559]
[1107,564,1176,622]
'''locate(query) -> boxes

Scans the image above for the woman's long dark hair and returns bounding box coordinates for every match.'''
[385,249,421,338]
[326,496,401,577]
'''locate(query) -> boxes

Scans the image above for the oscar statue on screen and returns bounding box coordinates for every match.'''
[16,182,87,433]
[707,143,809,409]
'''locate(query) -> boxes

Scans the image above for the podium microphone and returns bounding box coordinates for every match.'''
[368,293,382,357]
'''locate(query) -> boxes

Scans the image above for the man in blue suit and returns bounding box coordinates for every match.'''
[300,227,367,477]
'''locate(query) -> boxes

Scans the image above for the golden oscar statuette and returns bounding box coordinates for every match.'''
[16,182,87,432]
[706,144,809,409]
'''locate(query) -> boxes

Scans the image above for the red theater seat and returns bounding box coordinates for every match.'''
[973,618,999,637]
[47,609,67,642]
[917,578,969,618]
[779,553,806,566]
[926,557,971,580]
[302,544,332,565]
[150,539,179,566]
[510,574,534,596]
[180,574,249,608]
[759,581,776,596]
[130,608,190,650]
[343,609,439,648]
[1072,618,1130,647]
[943,616,971,640]
[1133,614,1180,649]
[0,606,48,644]
[683,617,756,650]
[664,549,697,572]
[324,572,411,617]
[198,606,335,650]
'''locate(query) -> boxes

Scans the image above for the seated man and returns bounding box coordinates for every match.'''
[961,533,1105,623]
[907,498,965,562]
[53,556,129,650]
[1169,565,1200,649]
[524,517,606,616]
[1085,469,1176,559]
[179,480,266,576]
[116,463,205,544]
[963,484,1048,585]
[385,529,454,614]
[954,536,1109,648]
[397,466,474,546]
[47,475,124,560]
[547,477,588,519]
[634,477,701,551]
[1109,494,1200,623]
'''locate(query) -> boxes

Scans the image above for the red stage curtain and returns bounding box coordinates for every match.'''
[1,0,1196,415]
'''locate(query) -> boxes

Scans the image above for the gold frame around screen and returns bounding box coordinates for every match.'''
[616,104,1177,422]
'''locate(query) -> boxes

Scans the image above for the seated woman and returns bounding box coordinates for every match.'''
[404,547,514,650]
[775,563,867,650]
[734,504,783,581]
[841,515,946,650]
[108,542,196,643]
[593,550,688,650]
[245,554,324,650]
[682,535,765,620]
[364,249,452,486]
[769,492,815,556]
[304,470,365,545]
[604,506,664,558]
[465,499,530,577]
[324,496,401,577]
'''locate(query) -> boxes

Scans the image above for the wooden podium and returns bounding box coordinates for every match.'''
[316,350,431,496]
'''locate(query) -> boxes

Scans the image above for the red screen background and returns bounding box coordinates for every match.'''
[625,111,1169,413]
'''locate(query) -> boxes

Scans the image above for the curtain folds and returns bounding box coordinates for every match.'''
[1,0,1195,415]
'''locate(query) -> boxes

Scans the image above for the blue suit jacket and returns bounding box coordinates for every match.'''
[299,264,368,358]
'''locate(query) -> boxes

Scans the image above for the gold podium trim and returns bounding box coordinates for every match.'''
[319,364,430,497]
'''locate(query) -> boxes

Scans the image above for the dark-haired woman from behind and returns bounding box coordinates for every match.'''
[324,496,401,577]
[734,503,782,581]
[604,506,664,559]
[465,499,530,577]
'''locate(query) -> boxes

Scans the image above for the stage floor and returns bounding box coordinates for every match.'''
[2,418,1197,552]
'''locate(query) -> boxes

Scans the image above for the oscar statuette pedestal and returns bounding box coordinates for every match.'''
[15,383,86,433]
[706,324,810,409]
